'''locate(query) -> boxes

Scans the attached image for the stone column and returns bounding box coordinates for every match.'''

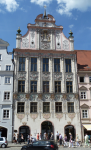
[72,55,77,93]
[25,57,29,93]
[61,55,65,93]
[38,54,42,93]
[14,56,18,93]
[49,56,54,93]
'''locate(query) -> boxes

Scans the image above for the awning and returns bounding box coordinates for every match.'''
[83,125,91,131]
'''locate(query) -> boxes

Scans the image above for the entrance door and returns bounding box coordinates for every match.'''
[65,125,75,141]
[19,126,30,142]
[41,121,53,139]
[0,127,7,138]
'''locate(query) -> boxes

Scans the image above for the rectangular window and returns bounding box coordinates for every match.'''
[81,92,86,99]
[31,58,37,72]
[6,65,11,71]
[5,77,10,84]
[4,92,10,100]
[55,102,62,113]
[18,81,25,92]
[31,81,37,93]
[68,102,74,113]
[82,110,88,118]
[43,58,49,72]
[80,77,84,82]
[54,59,60,72]
[55,81,61,93]
[19,57,25,71]
[17,102,24,113]
[43,102,50,113]
[30,102,37,113]
[65,59,71,72]
[3,110,9,119]
[0,54,1,60]
[43,81,49,93]
[66,81,72,93]
[89,77,91,82]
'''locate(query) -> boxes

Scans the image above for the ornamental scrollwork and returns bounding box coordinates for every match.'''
[17,94,26,101]
[55,113,63,120]
[18,72,26,80]
[50,94,55,100]
[17,114,25,121]
[30,114,38,120]
[66,74,73,81]
[75,94,79,99]
[42,72,50,80]
[54,72,62,81]
[62,94,67,100]
[43,113,51,119]
[63,40,69,50]
[22,38,29,48]
[26,94,30,99]
[68,113,75,121]
[30,72,38,80]
[22,122,27,125]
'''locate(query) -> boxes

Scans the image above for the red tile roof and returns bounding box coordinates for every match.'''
[75,50,91,71]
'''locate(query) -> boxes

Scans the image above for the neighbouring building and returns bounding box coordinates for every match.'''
[0,39,14,142]
[77,50,91,141]
[13,11,81,141]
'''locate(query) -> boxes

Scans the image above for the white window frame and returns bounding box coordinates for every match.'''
[4,91,10,101]
[5,76,11,84]
[0,54,2,61]
[2,109,10,119]
[82,109,88,118]
[79,76,85,83]
[6,65,11,71]
[80,91,87,99]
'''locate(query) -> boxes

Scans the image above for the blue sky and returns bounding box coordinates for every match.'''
[0,0,91,52]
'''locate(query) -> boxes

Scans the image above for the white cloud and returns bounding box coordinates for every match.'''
[30,0,52,6]
[87,27,91,30]
[0,0,19,12]
[56,0,91,16]
[69,24,74,28]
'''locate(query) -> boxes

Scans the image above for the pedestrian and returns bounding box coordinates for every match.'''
[85,133,89,147]
[30,134,32,143]
[64,134,68,147]
[39,133,41,140]
[69,133,72,148]
[76,134,79,147]
[21,134,24,143]
[13,133,16,143]
[37,133,39,141]
[51,132,54,140]
[27,134,30,145]
[56,131,59,142]
[44,132,46,140]
[59,133,62,145]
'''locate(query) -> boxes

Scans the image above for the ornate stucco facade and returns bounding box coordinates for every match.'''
[13,13,81,140]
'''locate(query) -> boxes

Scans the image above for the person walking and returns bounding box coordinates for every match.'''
[69,133,72,148]
[39,133,41,140]
[76,134,79,147]
[30,134,32,143]
[56,131,59,142]
[37,133,39,141]
[64,134,68,147]
[59,133,62,146]
[51,132,54,140]
[27,134,30,145]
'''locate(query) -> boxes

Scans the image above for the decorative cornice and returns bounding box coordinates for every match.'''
[17,114,25,121]
[30,113,38,120]
[68,113,75,121]
[55,113,63,120]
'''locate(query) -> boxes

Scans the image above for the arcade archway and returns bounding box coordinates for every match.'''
[0,127,7,138]
[19,126,30,142]
[64,125,75,141]
[41,121,54,139]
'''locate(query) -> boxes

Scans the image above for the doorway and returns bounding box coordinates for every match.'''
[19,126,30,142]
[41,121,53,139]
[65,125,75,141]
[0,127,7,138]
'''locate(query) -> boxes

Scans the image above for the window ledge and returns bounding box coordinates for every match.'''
[3,118,10,120]
[80,99,88,101]
[79,83,87,84]
[81,118,89,120]
[3,100,11,102]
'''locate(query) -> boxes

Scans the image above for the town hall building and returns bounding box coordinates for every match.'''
[13,11,81,141]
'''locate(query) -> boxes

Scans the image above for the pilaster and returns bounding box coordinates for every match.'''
[25,57,29,93]
[38,54,42,93]
[61,55,65,93]
[49,55,54,93]
[72,55,77,93]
